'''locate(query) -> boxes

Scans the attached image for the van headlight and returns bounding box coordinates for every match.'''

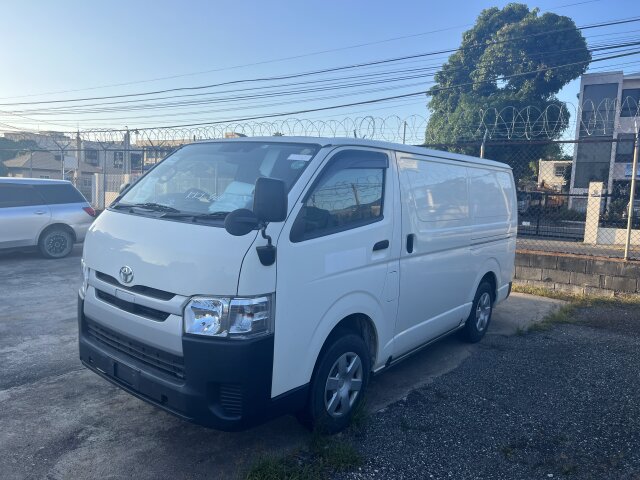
[80,258,89,297]
[184,295,272,339]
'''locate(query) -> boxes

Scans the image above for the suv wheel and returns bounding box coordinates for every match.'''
[460,281,494,343]
[39,227,74,259]
[299,333,370,434]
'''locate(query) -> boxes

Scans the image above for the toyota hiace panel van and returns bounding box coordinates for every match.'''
[78,137,516,433]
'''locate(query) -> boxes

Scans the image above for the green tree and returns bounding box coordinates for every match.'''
[0,137,37,176]
[425,3,590,181]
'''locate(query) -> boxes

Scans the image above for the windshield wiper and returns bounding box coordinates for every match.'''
[129,202,181,213]
[111,202,181,214]
[160,211,230,222]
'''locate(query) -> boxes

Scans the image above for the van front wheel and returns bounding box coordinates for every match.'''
[300,334,370,434]
[461,281,494,343]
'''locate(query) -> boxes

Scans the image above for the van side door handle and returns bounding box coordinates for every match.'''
[406,234,415,253]
[372,240,389,251]
[33,210,46,215]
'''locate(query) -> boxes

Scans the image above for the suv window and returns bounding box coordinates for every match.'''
[34,184,86,204]
[291,150,387,241]
[0,184,43,208]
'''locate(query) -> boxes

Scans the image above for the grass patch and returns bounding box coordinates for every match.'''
[245,432,362,480]
[512,284,640,333]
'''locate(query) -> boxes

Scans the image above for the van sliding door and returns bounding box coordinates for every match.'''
[393,155,474,357]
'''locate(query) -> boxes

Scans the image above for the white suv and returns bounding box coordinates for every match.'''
[0,178,96,258]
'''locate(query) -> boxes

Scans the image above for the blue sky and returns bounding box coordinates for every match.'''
[0,0,638,132]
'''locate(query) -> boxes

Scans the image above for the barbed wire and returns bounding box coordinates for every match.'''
[2,96,638,148]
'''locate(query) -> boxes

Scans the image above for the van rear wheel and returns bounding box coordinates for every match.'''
[460,281,494,343]
[298,334,370,434]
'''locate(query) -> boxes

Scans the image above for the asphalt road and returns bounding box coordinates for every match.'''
[338,302,640,480]
[0,246,563,480]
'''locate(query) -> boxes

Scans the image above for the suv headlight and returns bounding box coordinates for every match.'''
[80,258,89,297]
[184,295,272,339]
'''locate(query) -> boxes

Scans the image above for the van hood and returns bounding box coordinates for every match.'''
[83,210,258,296]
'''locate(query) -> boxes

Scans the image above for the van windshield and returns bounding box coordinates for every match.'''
[115,141,320,218]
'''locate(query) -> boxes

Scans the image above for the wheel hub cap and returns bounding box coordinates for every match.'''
[324,352,363,418]
[476,292,492,331]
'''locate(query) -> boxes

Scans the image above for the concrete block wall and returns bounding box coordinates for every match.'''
[515,250,640,297]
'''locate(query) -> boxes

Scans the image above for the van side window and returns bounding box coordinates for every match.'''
[399,158,468,222]
[468,169,514,218]
[291,150,387,242]
[0,185,42,208]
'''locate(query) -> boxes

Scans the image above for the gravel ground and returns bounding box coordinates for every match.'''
[337,303,640,480]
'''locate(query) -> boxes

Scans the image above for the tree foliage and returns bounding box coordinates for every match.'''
[425,3,590,173]
[0,137,38,176]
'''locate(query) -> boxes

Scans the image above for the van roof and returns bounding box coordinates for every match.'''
[0,177,73,185]
[194,136,512,170]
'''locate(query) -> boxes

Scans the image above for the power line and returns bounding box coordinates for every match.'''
[2,15,638,108]
[0,0,606,103]
[79,48,640,132]
[5,36,638,120]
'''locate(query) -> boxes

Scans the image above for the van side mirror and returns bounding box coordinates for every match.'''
[224,208,259,236]
[253,177,287,223]
[119,182,130,194]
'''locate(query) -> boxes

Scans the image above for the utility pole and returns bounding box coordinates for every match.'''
[623,123,639,260]
[124,128,131,176]
[75,131,82,186]
[402,121,407,145]
[480,129,488,159]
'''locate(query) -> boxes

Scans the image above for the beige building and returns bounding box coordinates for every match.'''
[537,159,571,192]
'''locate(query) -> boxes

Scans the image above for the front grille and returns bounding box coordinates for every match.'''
[85,318,185,380]
[95,271,175,300]
[96,289,170,321]
[219,383,243,417]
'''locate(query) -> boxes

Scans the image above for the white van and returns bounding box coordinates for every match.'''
[78,137,516,433]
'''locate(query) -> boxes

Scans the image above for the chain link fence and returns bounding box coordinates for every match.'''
[424,137,639,261]
[1,113,639,261]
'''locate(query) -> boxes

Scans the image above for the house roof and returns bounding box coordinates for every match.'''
[3,151,102,173]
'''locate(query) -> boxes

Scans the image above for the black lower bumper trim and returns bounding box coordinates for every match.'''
[78,295,307,431]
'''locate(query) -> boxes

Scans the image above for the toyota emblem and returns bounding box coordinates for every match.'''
[119,266,134,284]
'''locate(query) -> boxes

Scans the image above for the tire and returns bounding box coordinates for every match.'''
[299,333,371,434]
[38,227,74,259]
[460,281,494,343]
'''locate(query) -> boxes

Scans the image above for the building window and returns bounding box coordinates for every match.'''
[82,177,92,188]
[85,149,99,165]
[621,88,640,118]
[615,134,636,163]
[40,175,50,179]
[554,165,566,177]
[579,83,619,138]
[131,152,142,171]
[113,151,124,169]
[54,155,61,161]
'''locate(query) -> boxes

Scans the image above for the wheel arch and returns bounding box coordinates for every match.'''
[303,294,383,388]
[471,258,501,303]
[38,222,77,244]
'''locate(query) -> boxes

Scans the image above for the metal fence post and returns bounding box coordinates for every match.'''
[480,129,488,158]
[623,125,639,260]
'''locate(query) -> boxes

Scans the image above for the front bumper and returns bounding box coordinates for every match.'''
[78,296,306,431]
